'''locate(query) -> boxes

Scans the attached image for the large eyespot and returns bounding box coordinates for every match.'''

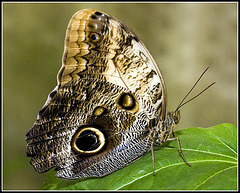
[72,126,106,155]
[116,92,139,113]
[89,32,100,42]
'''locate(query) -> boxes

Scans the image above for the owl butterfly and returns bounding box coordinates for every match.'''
[26,9,214,179]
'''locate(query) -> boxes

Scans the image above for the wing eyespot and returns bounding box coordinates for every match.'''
[89,32,100,42]
[93,106,107,117]
[71,126,107,155]
[116,92,139,113]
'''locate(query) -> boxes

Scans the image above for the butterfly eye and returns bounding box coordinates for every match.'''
[72,126,106,155]
[173,110,181,124]
[89,33,100,42]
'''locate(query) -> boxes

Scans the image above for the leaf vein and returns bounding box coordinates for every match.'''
[180,148,237,161]
[214,136,237,155]
[193,165,237,190]
[117,159,236,190]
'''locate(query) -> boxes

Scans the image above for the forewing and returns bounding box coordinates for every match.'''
[58,9,167,119]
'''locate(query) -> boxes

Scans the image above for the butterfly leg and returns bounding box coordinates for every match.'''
[167,132,191,167]
[151,143,155,176]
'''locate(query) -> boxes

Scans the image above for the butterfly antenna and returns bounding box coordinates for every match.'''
[175,67,216,111]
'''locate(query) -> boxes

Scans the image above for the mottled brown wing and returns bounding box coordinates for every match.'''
[26,9,165,179]
[57,9,167,120]
[26,77,158,179]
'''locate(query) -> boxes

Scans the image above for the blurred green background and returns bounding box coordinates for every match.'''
[3,2,237,190]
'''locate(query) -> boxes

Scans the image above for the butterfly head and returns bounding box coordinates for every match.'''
[149,110,181,145]
[171,110,181,125]
[164,110,181,134]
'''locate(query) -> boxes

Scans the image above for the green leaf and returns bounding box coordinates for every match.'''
[41,123,237,190]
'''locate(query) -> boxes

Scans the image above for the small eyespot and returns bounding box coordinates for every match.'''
[116,92,139,112]
[120,93,135,109]
[89,33,100,42]
[93,106,107,117]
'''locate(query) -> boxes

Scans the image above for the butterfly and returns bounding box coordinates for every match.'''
[26,9,214,179]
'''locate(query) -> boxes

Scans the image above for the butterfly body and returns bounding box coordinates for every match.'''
[26,9,179,179]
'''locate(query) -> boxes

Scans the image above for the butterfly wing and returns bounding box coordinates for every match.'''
[26,9,165,179]
[58,9,167,119]
[26,77,158,179]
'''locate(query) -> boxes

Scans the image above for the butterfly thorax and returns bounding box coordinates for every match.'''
[149,110,181,146]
